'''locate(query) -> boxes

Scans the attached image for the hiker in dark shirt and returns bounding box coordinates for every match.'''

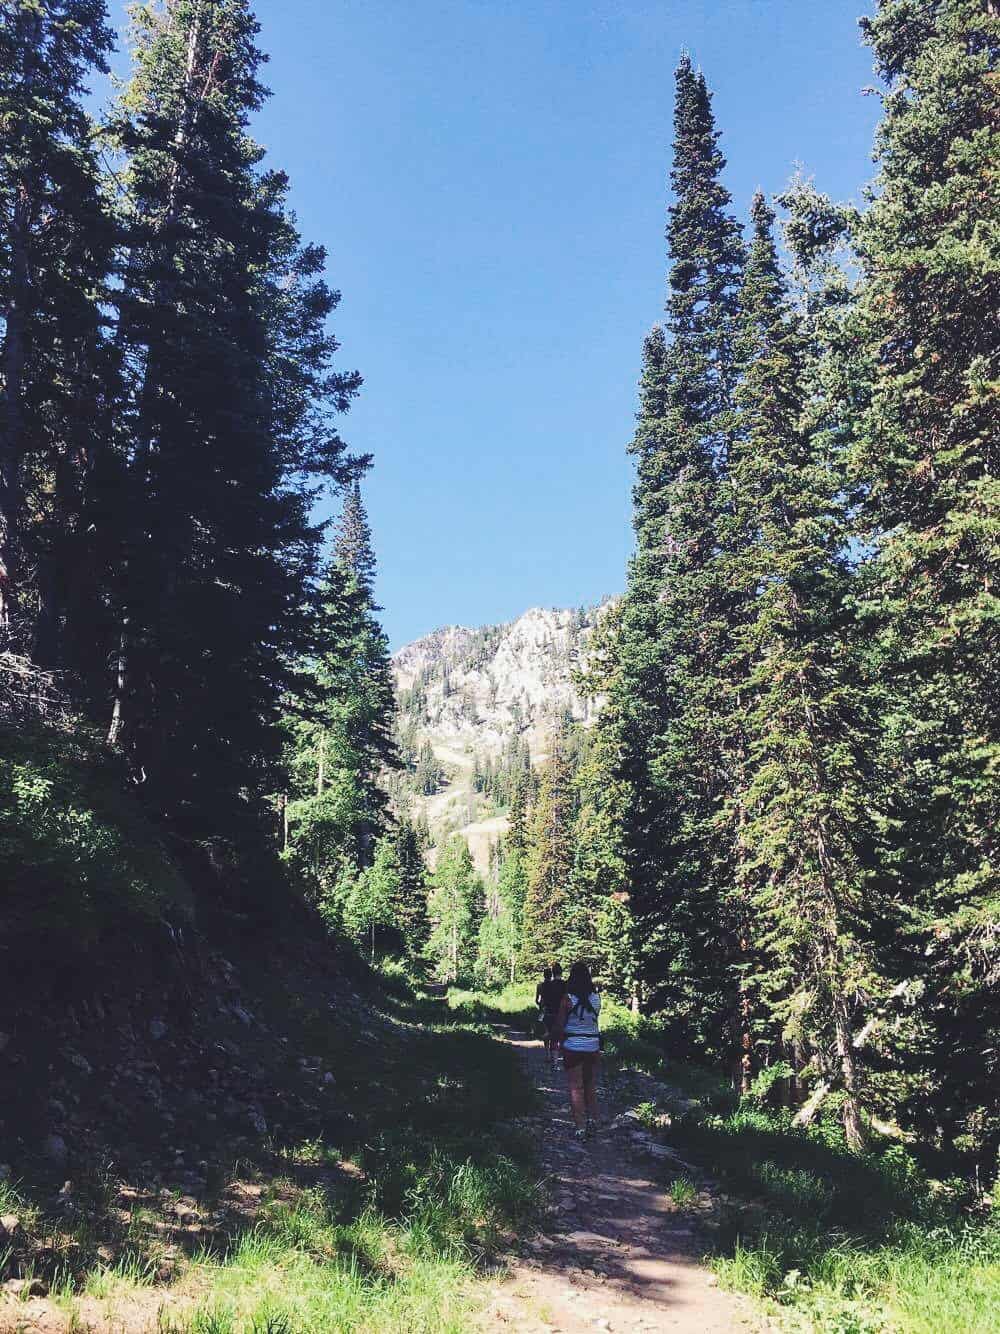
[535,963,566,1067]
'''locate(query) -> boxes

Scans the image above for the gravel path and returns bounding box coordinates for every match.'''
[479,1032,769,1334]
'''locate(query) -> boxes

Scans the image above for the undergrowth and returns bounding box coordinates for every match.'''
[12,986,540,1333]
[450,982,999,1332]
[674,1105,1000,1333]
[0,722,191,943]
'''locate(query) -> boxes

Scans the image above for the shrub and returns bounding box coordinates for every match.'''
[0,723,190,945]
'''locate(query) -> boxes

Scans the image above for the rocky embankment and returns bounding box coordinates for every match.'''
[0,917,394,1302]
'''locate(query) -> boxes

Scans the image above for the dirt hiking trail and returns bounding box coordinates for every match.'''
[480,1031,769,1334]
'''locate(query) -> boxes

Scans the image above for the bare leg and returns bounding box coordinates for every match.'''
[566,1063,586,1130]
[583,1057,600,1123]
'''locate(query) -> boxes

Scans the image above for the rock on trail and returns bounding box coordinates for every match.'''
[479,1033,769,1334]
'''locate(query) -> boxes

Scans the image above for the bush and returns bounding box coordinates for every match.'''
[0,722,191,945]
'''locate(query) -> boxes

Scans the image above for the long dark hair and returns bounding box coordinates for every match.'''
[566,962,598,1019]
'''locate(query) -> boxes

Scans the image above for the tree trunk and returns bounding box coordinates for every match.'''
[0,185,29,637]
[107,628,127,746]
[833,990,865,1151]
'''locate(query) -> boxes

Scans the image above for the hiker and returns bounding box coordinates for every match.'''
[535,963,566,1065]
[553,961,601,1139]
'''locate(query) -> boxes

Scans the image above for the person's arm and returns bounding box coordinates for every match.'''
[535,983,543,1007]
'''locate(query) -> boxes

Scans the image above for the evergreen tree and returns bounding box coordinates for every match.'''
[476,853,521,987]
[520,733,576,974]
[282,483,397,889]
[855,0,1000,1164]
[390,820,431,954]
[0,0,115,652]
[335,480,377,592]
[426,835,483,982]
[328,481,398,849]
[342,834,399,962]
[105,0,360,833]
[597,56,743,1038]
[731,193,885,1148]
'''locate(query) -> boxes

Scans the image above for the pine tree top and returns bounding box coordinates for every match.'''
[333,480,377,595]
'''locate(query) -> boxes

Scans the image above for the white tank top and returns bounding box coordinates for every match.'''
[564,992,601,1052]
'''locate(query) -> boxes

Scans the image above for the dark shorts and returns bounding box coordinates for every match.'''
[542,1010,559,1035]
[563,1048,600,1072]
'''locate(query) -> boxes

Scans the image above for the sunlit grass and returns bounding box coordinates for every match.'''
[691,1105,1000,1332]
[81,1250,160,1299]
[668,1176,698,1207]
[159,1191,484,1332]
[47,981,539,1334]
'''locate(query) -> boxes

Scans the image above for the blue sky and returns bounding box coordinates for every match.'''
[109,2,881,648]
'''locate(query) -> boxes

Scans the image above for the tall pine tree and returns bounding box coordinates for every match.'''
[520,731,576,974]
[106,0,360,834]
[283,481,397,891]
[855,0,1000,1165]
[731,193,886,1148]
[0,0,115,652]
[597,56,743,1045]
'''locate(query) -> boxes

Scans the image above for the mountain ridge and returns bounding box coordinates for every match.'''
[390,601,614,869]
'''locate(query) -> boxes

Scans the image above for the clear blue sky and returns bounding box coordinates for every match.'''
[110,2,881,648]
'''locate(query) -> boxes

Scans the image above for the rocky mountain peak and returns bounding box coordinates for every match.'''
[390,601,613,869]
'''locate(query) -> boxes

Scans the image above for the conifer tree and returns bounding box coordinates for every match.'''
[476,856,522,986]
[328,481,398,845]
[520,733,576,974]
[105,0,360,831]
[342,835,399,962]
[426,835,483,982]
[0,0,115,649]
[731,194,885,1147]
[598,56,743,1033]
[282,482,397,889]
[855,0,1000,1162]
[390,820,431,954]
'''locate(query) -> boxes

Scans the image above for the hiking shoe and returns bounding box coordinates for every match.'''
[573,1128,588,1142]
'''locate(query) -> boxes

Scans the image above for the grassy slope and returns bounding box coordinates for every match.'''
[0,725,541,1332]
[1,987,540,1333]
[450,983,1000,1334]
[160,997,541,1333]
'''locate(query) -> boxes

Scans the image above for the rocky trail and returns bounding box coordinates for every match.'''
[480,1032,768,1334]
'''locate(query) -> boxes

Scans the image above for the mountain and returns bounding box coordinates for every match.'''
[390,603,612,871]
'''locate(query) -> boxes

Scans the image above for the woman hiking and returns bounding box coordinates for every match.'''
[553,961,601,1140]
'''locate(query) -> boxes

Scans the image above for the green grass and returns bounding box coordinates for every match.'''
[449,982,1000,1332]
[668,1176,698,1207]
[52,986,540,1334]
[669,1104,1000,1332]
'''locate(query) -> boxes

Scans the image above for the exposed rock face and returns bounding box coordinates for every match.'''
[392,602,612,868]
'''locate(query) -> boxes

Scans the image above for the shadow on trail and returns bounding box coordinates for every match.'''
[494,1030,763,1333]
